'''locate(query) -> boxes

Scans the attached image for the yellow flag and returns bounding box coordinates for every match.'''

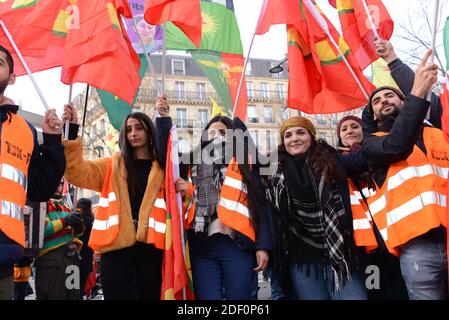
[209,96,225,117]
[371,58,399,89]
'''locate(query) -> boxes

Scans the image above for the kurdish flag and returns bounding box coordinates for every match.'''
[164,0,248,119]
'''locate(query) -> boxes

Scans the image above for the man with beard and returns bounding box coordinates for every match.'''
[362,49,448,300]
[34,179,84,300]
[0,45,66,300]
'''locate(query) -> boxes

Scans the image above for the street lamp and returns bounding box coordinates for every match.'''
[94,145,104,158]
[269,56,288,74]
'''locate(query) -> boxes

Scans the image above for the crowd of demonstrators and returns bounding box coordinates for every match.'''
[175,116,271,300]
[61,97,172,300]
[1,31,449,301]
[0,45,66,300]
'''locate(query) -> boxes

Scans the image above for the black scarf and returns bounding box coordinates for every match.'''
[274,153,354,293]
[0,104,18,123]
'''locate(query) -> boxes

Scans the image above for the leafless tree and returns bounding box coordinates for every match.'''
[396,0,447,77]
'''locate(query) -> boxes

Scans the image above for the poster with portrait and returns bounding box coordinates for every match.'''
[125,0,163,54]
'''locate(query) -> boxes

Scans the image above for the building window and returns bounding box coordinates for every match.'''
[132,105,142,113]
[198,109,208,128]
[175,81,185,99]
[176,108,187,128]
[196,83,206,100]
[316,114,326,125]
[266,130,277,152]
[277,84,285,99]
[250,130,259,148]
[245,60,252,76]
[247,105,258,123]
[261,83,270,98]
[91,124,97,142]
[331,114,338,125]
[171,59,185,75]
[281,107,289,121]
[247,82,254,98]
[264,106,274,123]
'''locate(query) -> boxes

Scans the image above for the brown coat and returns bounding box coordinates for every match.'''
[64,137,164,254]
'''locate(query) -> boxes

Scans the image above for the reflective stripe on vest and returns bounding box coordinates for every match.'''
[88,159,120,251]
[0,114,34,246]
[146,191,166,249]
[217,158,255,242]
[349,180,378,253]
[366,128,449,253]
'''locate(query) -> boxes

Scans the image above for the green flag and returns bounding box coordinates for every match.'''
[97,55,148,130]
[444,16,449,71]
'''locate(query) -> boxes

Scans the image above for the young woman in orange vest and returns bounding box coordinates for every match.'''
[61,98,172,300]
[175,116,271,300]
[337,115,408,300]
[268,116,368,300]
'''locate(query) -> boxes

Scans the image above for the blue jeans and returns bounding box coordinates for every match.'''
[399,238,448,300]
[289,263,367,300]
[190,233,256,300]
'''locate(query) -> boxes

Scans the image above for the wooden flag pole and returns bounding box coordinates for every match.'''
[303,0,370,101]
[0,20,50,111]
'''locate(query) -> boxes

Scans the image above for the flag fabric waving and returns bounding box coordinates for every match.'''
[331,0,394,70]
[144,0,202,47]
[162,126,195,300]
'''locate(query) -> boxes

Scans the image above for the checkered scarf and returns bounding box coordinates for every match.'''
[271,157,353,293]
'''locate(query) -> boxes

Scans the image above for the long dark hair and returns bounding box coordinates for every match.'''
[196,116,262,229]
[118,112,161,195]
[279,140,343,183]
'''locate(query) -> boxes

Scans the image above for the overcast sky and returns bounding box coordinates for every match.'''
[5,0,448,116]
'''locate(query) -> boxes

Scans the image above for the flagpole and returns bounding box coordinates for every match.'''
[231,32,255,119]
[73,84,90,206]
[131,17,162,95]
[0,20,50,111]
[361,0,380,40]
[64,85,73,141]
[426,0,440,103]
[303,0,370,101]
[162,23,166,95]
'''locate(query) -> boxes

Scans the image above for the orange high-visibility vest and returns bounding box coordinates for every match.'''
[0,114,34,246]
[349,180,378,253]
[217,158,255,242]
[366,128,449,255]
[88,158,167,252]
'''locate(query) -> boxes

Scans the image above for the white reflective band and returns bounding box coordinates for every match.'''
[386,191,446,227]
[386,164,449,192]
[361,188,376,198]
[219,198,250,218]
[154,198,166,210]
[0,200,24,221]
[369,194,387,216]
[148,217,166,234]
[353,191,364,200]
[0,163,27,190]
[379,228,388,241]
[223,176,247,193]
[92,214,119,231]
[353,218,371,230]
[350,195,359,205]
[99,192,117,207]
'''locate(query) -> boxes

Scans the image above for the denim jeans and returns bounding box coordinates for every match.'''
[190,233,256,300]
[289,262,368,300]
[398,238,448,300]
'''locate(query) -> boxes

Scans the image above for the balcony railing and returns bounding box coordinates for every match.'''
[247,90,287,101]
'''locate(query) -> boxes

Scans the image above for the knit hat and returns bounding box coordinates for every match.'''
[280,116,317,143]
[368,86,405,115]
[336,115,362,141]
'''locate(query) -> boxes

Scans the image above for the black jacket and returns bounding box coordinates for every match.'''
[0,105,66,279]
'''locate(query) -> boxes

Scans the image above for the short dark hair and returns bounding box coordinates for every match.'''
[0,45,14,74]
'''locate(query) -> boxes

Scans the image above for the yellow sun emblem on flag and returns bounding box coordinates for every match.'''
[197,60,243,83]
[201,10,217,38]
